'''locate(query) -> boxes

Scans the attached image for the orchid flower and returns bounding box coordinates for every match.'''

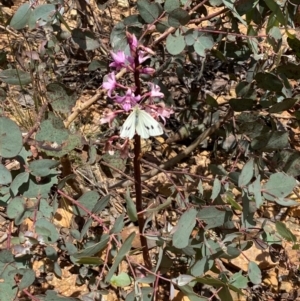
[102,72,117,97]
[115,88,141,111]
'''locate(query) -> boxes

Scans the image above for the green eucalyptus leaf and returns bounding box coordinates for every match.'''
[35,218,59,243]
[105,232,135,283]
[39,199,53,219]
[264,0,286,25]
[10,3,31,30]
[46,83,77,114]
[17,269,36,290]
[248,176,263,208]
[0,252,18,300]
[248,261,262,284]
[0,69,31,85]
[255,72,283,92]
[75,257,104,265]
[73,234,109,258]
[111,272,132,287]
[71,29,100,50]
[194,34,214,57]
[92,195,110,214]
[0,117,23,158]
[54,262,62,278]
[211,178,221,200]
[73,191,100,217]
[191,256,214,277]
[276,221,296,242]
[263,172,297,202]
[173,208,197,248]
[10,172,30,197]
[20,174,58,199]
[125,189,137,222]
[269,98,298,113]
[251,132,289,151]
[110,214,125,234]
[0,164,12,185]
[137,0,162,23]
[238,158,254,187]
[198,207,232,229]
[164,0,180,12]
[168,8,190,27]
[29,159,59,177]
[229,271,248,289]
[7,197,28,225]
[166,33,185,55]
[45,246,58,261]
[28,4,56,29]
[229,98,255,111]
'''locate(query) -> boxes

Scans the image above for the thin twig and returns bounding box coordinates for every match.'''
[0,25,20,37]
[150,6,228,48]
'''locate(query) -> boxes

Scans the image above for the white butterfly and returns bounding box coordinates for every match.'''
[120,106,164,139]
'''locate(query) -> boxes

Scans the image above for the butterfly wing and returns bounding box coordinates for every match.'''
[136,109,163,139]
[120,110,137,139]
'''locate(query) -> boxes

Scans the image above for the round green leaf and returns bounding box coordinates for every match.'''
[10,172,30,197]
[185,29,198,46]
[73,191,100,216]
[164,0,180,13]
[0,250,14,263]
[45,246,58,260]
[111,272,132,287]
[18,269,35,290]
[7,197,26,220]
[21,174,58,198]
[46,83,77,114]
[166,34,185,55]
[263,172,297,201]
[35,218,59,243]
[0,69,32,85]
[29,159,59,177]
[168,8,190,27]
[0,164,12,185]
[194,34,214,57]
[137,0,162,24]
[39,199,53,219]
[0,257,18,300]
[0,117,22,158]
[229,271,248,289]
